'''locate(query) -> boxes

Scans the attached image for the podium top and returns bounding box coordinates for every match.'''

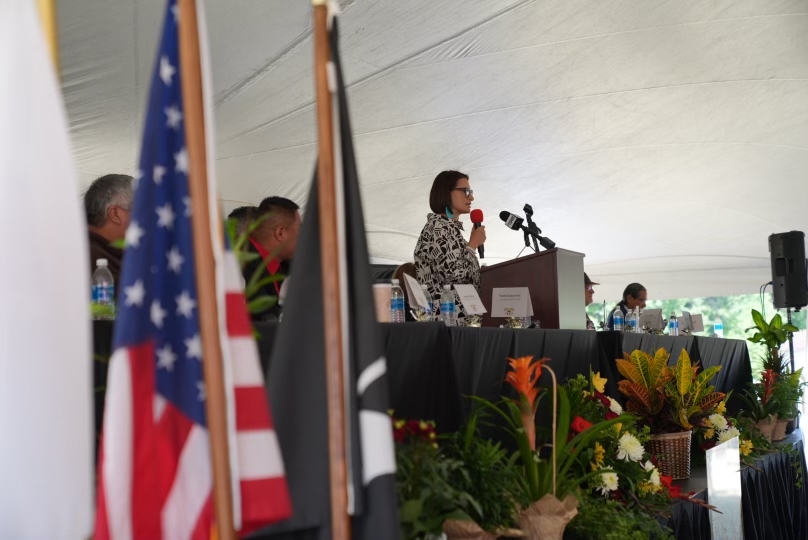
[480,247,585,273]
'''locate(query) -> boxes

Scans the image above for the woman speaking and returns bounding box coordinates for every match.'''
[414,170,485,321]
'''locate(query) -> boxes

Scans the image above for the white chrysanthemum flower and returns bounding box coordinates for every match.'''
[597,472,619,496]
[643,460,655,472]
[709,414,728,431]
[718,426,741,443]
[616,432,644,462]
[608,397,623,415]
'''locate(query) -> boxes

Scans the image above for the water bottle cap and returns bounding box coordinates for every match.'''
[391,279,399,285]
[96,258,108,267]
[444,284,451,290]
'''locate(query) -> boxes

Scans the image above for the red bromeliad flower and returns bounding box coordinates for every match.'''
[570,416,594,433]
[504,356,548,411]
[761,369,777,404]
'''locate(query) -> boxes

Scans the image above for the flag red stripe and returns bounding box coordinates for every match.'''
[234,386,273,431]
[94,442,111,540]
[225,292,253,337]
[130,342,162,540]
[155,401,196,510]
[190,495,214,540]
[238,477,294,535]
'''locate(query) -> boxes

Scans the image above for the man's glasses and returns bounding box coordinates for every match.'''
[452,188,474,198]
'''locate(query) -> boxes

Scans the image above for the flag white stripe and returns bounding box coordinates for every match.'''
[102,350,134,540]
[357,357,387,396]
[162,426,213,540]
[358,411,397,486]
[236,431,286,480]
[223,251,243,292]
[228,338,265,387]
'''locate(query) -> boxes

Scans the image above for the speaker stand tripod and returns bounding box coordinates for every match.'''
[787,308,796,373]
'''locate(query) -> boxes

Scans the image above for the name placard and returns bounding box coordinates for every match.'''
[491,287,533,318]
[401,273,430,310]
[454,284,487,315]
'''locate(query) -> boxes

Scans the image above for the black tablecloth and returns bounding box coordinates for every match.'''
[669,437,808,540]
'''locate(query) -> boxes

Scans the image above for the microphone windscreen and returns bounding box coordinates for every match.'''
[499,211,510,222]
[470,209,484,224]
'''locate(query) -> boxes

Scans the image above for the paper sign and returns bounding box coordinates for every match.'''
[691,314,704,332]
[491,287,533,317]
[401,273,430,309]
[639,309,663,330]
[679,311,693,333]
[454,284,487,315]
[706,437,743,540]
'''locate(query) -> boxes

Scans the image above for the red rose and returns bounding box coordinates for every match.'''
[407,420,420,435]
[593,391,611,408]
[660,475,673,488]
[605,411,618,420]
[668,484,682,498]
[393,429,406,443]
[570,416,594,433]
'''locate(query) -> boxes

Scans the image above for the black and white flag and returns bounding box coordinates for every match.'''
[258,17,399,540]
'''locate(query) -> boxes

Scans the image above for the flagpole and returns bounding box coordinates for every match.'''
[177,1,237,539]
[312,2,351,540]
[36,0,60,74]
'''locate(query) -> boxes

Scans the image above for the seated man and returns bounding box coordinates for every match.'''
[84,174,133,283]
[244,196,301,321]
[227,205,257,239]
[606,283,647,330]
[584,273,598,330]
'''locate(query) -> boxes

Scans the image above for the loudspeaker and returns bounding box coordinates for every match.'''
[769,231,807,309]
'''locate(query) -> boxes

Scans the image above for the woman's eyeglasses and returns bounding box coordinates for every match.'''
[452,188,474,198]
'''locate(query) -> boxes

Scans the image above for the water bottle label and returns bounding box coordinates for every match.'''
[93,284,115,305]
[440,302,455,314]
[390,298,405,311]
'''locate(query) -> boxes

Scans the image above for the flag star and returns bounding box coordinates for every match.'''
[125,221,145,247]
[176,291,197,318]
[124,280,146,307]
[165,105,183,130]
[183,196,192,217]
[156,203,176,229]
[150,299,167,328]
[167,246,185,273]
[153,164,167,184]
[197,381,206,401]
[159,55,176,86]
[156,344,178,372]
[185,334,202,360]
[133,169,143,190]
[174,148,188,174]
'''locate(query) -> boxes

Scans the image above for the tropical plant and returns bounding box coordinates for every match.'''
[772,368,807,420]
[662,350,725,431]
[615,349,673,432]
[738,370,780,422]
[746,309,799,374]
[442,408,528,533]
[393,417,480,539]
[566,496,675,540]
[224,215,282,316]
[472,357,631,503]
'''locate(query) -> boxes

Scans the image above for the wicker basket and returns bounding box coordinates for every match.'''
[646,431,692,480]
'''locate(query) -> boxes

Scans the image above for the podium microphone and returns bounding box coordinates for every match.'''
[470,209,484,259]
[499,210,524,230]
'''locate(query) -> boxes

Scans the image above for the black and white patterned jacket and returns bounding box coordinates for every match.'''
[413,213,481,318]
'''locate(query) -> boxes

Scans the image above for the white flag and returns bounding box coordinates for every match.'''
[0,2,93,539]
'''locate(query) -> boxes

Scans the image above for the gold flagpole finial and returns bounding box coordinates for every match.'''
[37,0,60,75]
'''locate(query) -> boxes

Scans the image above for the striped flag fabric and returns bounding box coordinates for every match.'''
[94,2,291,539]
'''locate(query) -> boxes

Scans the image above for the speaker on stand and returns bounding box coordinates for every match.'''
[768,231,807,374]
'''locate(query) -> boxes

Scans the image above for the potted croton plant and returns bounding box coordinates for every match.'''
[473,357,629,540]
[617,349,724,479]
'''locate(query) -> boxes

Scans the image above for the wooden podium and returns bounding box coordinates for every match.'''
[480,248,586,329]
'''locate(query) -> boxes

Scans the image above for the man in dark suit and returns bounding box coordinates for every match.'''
[243,196,301,321]
[84,174,133,283]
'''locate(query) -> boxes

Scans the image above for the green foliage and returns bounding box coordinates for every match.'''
[616,349,672,431]
[224,216,280,316]
[746,309,800,374]
[442,409,527,532]
[663,350,724,431]
[565,496,674,540]
[737,388,780,421]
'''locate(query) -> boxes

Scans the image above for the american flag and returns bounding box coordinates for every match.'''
[94,2,291,539]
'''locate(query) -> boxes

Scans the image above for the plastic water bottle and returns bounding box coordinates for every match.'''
[439,285,457,327]
[92,258,115,320]
[714,317,724,338]
[669,313,679,336]
[625,309,635,333]
[633,307,641,333]
[613,308,624,332]
[390,279,406,323]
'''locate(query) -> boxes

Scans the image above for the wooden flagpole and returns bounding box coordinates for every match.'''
[177,1,236,539]
[312,1,351,539]
[36,0,60,74]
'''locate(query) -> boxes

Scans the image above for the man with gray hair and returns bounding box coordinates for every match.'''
[84,173,133,282]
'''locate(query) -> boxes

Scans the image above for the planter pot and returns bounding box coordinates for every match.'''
[518,494,578,540]
[786,413,799,435]
[755,415,777,442]
[646,430,692,480]
[773,418,790,441]
[442,520,524,540]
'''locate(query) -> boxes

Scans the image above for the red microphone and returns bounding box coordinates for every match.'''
[470,209,484,259]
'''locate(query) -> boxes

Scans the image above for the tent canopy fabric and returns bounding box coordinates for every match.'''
[61,0,808,301]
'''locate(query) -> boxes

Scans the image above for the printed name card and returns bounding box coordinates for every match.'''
[491,287,533,318]
[454,284,487,315]
[402,273,430,310]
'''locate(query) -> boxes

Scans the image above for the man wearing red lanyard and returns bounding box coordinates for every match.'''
[242,196,301,321]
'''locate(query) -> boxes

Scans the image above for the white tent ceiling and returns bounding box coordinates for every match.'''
[60,0,808,301]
